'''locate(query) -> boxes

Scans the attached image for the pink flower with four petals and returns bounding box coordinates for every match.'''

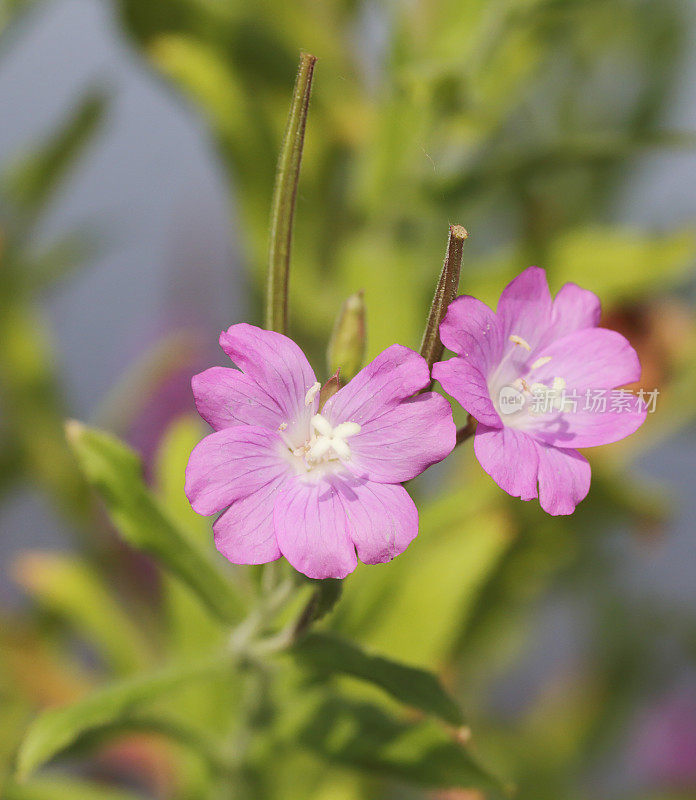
[433,266,647,515]
[185,324,456,579]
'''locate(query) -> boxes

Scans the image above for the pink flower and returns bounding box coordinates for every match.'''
[185,324,456,579]
[432,267,646,515]
[631,688,696,789]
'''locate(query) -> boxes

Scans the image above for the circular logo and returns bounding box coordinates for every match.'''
[498,385,525,415]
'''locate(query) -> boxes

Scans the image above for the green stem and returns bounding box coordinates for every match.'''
[265,52,317,333]
[419,224,468,388]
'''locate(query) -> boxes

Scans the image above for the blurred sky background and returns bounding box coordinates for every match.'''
[0,0,243,576]
[1,0,694,606]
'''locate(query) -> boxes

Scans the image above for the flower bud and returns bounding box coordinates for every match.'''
[327,290,366,383]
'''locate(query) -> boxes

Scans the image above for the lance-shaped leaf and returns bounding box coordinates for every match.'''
[4,775,147,800]
[15,655,230,781]
[3,89,107,229]
[291,581,343,640]
[419,224,467,382]
[21,230,96,294]
[292,632,464,726]
[55,714,231,776]
[292,696,507,796]
[266,52,317,333]
[65,421,244,624]
[12,552,152,675]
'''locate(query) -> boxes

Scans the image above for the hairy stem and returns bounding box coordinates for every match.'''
[456,415,477,446]
[265,52,317,333]
[419,224,468,388]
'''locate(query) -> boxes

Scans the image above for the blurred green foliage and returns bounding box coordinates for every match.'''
[0,87,106,522]
[1,1,696,799]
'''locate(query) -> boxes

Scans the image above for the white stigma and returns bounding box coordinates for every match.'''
[304,413,360,465]
[509,334,531,351]
[304,381,321,406]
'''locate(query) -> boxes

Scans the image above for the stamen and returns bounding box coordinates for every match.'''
[277,421,296,450]
[531,356,552,370]
[527,377,569,415]
[509,334,531,351]
[304,382,321,406]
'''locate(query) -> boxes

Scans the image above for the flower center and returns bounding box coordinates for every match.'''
[279,413,361,472]
[491,333,569,422]
[512,376,571,414]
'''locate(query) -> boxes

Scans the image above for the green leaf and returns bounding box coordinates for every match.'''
[21,231,95,293]
[3,89,107,226]
[54,713,232,776]
[549,226,696,305]
[15,655,229,781]
[334,494,513,667]
[0,434,22,500]
[4,775,147,800]
[292,579,343,639]
[293,632,464,726]
[0,1,41,42]
[153,413,210,549]
[293,696,506,795]
[13,552,152,675]
[153,416,228,655]
[65,421,244,624]
[0,304,91,522]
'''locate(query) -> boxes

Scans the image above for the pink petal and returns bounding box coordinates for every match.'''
[322,344,429,426]
[549,282,601,337]
[514,325,646,448]
[192,367,285,430]
[340,479,418,565]
[496,266,552,349]
[218,323,317,428]
[274,478,357,579]
[185,426,289,516]
[432,358,501,427]
[528,327,642,390]
[474,424,592,514]
[473,424,539,502]
[213,479,283,565]
[534,442,590,515]
[346,392,456,483]
[438,295,504,372]
[526,403,647,449]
